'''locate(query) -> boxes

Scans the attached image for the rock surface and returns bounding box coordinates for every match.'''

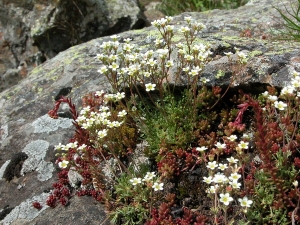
[0,0,148,92]
[0,0,299,224]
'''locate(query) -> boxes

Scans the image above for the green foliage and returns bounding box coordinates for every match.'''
[142,92,195,157]
[275,0,300,41]
[247,169,290,225]
[110,204,149,225]
[158,0,249,16]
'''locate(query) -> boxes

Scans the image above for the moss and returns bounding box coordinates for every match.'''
[221,35,248,42]
[38,87,43,94]
[133,28,161,36]
[29,65,44,77]
[80,65,96,70]
[249,50,263,58]
[221,42,231,48]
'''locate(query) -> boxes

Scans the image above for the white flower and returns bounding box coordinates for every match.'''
[292,78,300,88]
[155,39,163,45]
[98,66,108,74]
[157,49,168,58]
[85,118,95,125]
[123,43,133,52]
[99,106,110,112]
[143,172,156,182]
[166,25,174,31]
[230,180,241,189]
[262,91,269,97]
[78,144,87,151]
[238,196,253,208]
[58,160,69,169]
[55,143,64,151]
[115,92,125,100]
[196,146,207,152]
[219,193,233,206]
[110,34,120,40]
[227,135,237,141]
[144,72,151,77]
[180,26,190,33]
[151,20,159,27]
[152,182,164,191]
[189,66,201,77]
[200,77,210,83]
[176,43,184,49]
[76,115,86,124]
[268,95,278,102]
[95,90,105,97]
[203,176,213,184]
[238,141,249,149]
[207,185,219,194]
[130,177,142,186]
[215,142,226,149]
[182,66,190,72]
[213,174,227,183]
[109,54,118,61]
[227,156,239,164]
[207,161,218,170]
[274,101,287,110]
[118,110,127,117]
[147,58,157,67]
[237,51,247,59]
[66,142,78,149]
[242,133,250,139]
[292,70,300,77]
[218,163,228,171]
[107,121,115,128]
[112,121,123,127]
[224,52,233,56]
[98,129,108,138]
[194,22,206,30]
[281,86,295,95]
[229,172,241,181]
[145,83,156,92]
[184,16,192,23]
[166,60,174,68]
[293,180,298,187]
[81,122,91,129]
[184,54,194,61]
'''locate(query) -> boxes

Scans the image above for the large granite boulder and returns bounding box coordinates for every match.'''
[0,0,148,92]
[0,0,299,224]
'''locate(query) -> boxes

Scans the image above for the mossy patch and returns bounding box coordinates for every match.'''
[249,50,263,58]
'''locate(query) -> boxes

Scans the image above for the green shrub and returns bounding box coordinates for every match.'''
[158,0,249,16]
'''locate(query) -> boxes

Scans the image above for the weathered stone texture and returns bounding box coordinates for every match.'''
[0,0,147,92]
[0,0,299,224]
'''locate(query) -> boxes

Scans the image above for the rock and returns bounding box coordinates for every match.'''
[0,0,299,224]
[0,0,148,92]
[143,2,165,22]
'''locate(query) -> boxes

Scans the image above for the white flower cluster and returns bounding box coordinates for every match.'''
[53,91,128,168]
[129,172,164,191]
[223,47,248,65]
[74,92,126,136]
[261,70,300,111]
[96,16,211,93]
[54,141,88,168]
[203,156,252,209]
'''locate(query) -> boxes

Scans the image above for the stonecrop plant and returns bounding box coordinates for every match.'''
[46,15,300,224]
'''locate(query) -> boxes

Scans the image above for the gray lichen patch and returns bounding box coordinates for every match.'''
[31,114,73,134]
[1,192,49,225]
[0,124,8,142]
[21,140,54,181]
